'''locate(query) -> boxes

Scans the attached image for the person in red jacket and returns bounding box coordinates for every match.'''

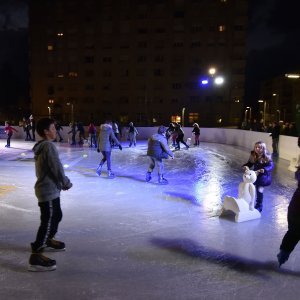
[4,121,18,148]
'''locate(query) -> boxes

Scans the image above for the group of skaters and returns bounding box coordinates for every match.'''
[2,117,299,271]
[165,122,201,149]
[25,117,300,272]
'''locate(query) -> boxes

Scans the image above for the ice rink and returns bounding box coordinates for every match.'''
[0,138,299,300]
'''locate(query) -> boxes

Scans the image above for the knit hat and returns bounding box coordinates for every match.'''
[158,125,167,134]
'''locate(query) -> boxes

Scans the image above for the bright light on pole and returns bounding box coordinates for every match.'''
[182,107,186,127]
[67,102,74,123]
[246,106,251,121]
[258,100,266,126]
[208,67,216,75]
[214,76,224,85]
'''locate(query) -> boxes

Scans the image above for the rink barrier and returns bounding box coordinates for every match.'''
[0,126,298,166]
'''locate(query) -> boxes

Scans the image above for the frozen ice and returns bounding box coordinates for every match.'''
[0,139,299,300]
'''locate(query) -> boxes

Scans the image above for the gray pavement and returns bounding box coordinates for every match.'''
[0,139,299,300]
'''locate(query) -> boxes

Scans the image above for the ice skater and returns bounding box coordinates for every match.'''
[96,121,122,178]
[243,141,273,212]
[127,122,139,147]
[146,125,174,185]
[192,123,200,146]
[4,121,18,148]
[277,167,300,266]
[29,118,72,272]
[175,123,189,150]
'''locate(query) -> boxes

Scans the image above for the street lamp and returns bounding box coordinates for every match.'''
[182,107,186,127]
[47,106,51,118]
[244,109,248,122]
[277,110,281,122]
[246,106,252,121]
[67,102,74,123]
[258,100,266,126]
[48,99,54,119]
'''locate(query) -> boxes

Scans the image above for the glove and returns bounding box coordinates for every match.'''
[97,148,100,153]
[118,145,122,151]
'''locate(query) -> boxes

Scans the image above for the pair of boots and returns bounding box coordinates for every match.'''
[146,172,168,185]
[96,164,115,178]
[255,191,263,212]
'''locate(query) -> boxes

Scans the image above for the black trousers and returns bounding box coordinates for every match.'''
[280,214,300,253]
[6,133,12,146]
[31,198,63,253]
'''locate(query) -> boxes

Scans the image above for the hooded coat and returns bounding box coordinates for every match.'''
[147,133,174,159]
[97,123,120,152]
[33,140,71,202]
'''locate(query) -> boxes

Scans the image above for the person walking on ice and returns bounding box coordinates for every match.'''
[29,118,73,272]
[146,125,174,185]
[96,121,122,178]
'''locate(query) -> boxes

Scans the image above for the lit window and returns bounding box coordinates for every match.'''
[57,74,64,78]
[47,45,54,51]
[219,25,226,32]
[68,72,78,77]
[171,115,181,123]
[189,113,199,123]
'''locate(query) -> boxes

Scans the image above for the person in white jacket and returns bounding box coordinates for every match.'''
[146,125,174,184]
[96,121,122,178]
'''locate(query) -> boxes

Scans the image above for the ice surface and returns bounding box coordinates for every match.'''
[0,139,299,300]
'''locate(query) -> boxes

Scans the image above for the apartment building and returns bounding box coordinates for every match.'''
[29,0,248,126]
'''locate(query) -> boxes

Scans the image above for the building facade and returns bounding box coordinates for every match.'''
[260,73,300,128]
[29,0,248,126]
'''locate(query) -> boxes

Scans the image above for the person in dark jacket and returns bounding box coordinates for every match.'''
[269,121,280,156]
[175,123,189,150]
[96,121,122,178]
[192,123,200,146]
[146,125,174,184]
[243,141,274,212]
[277,167,300,266]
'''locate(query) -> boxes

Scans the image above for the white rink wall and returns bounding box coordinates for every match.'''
[1,126,298,162]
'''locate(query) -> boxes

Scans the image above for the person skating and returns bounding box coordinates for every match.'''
[243,141,273,212]
[4,121,18,148]
[192,123,200,146]
[29,118,72,272]
[96,121,122,178]
[128,122,139,147]
[277,167,300,267]
[175,123,189,150]
[146,125,174,185]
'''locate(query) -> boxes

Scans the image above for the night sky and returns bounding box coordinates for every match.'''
[0,0,299,118]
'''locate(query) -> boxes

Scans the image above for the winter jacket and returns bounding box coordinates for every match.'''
[33,140,71,203]
[147,133,174,159]
[97,123,120,152]
[5,125,17,136]
[243,151,274,186]
[192,127,200,135]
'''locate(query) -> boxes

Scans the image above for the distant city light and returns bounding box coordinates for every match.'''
[285,74,300,79]
[214,76,224,85]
